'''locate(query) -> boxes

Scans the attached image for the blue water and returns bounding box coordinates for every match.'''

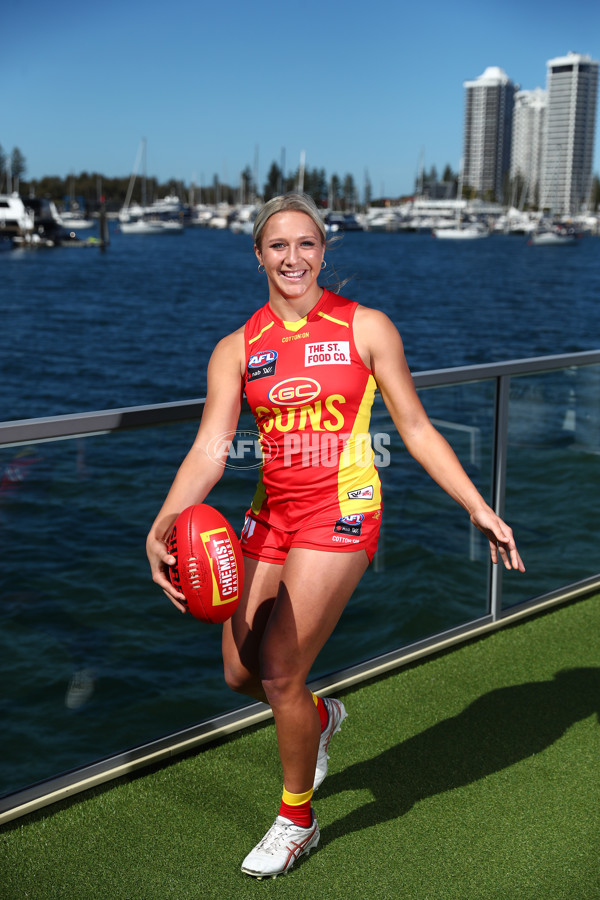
[2,226,599,420]
[1,225,599,798]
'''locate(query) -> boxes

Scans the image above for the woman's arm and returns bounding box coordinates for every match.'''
[146,329,246,609]
[355,307,525,572]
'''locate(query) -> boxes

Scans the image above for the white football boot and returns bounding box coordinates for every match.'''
[241,814,320,879]
[313,697,347,790]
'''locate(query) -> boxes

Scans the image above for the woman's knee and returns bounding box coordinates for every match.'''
[260,665,308,708]
[223,652,294,699]
[223,657,260,696]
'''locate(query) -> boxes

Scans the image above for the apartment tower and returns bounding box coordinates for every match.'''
[510,88,547,207]
[463,66,517,201]
[540,52,598,214]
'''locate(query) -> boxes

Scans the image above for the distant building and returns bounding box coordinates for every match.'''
[510,88,547,207]
[540,52,599,215]
[463,66,517,201]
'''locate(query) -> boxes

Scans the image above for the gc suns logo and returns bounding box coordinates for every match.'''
[268,377,321,406]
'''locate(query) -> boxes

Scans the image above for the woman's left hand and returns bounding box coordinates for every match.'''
[470,506,526,572]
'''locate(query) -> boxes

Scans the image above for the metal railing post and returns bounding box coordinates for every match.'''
[489,373,511,620]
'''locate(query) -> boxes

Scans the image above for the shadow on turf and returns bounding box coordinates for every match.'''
[317,667,600,843]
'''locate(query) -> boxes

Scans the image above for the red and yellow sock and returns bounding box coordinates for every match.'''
[277,695,327,826]
[279,787,313,828]
[312,692,328,732]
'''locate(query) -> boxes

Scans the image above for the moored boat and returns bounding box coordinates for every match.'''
[529,225,581,246]
[433,223,489,239]
[14,197,80,246]
[0,193,34,246]
[119,140,184,234]
[119,218,180,235]
[60,196,94,230]
[324,212,364,232]
[60,210,95,230]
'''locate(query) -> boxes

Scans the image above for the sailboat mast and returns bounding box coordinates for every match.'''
[123,139,146,212]
[456,157,465,226]
[141,138,147,208]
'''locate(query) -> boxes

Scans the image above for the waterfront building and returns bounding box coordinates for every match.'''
[540,52,599,215]
[463,66,517,202]
[510,88,547,207]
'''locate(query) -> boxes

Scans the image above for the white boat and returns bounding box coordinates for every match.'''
[62,178,95,230]
[119,140,183,234]
[529,227,580,246]
[60,193,94,230]
[120,219,175,235]
[146,195,184,216]
[431,158,489,239]
[207,214,229,229]
[190,205,213,226]
[153,219,184,233]
[229,204,258,234]
[0,193,34,245]
[229,218,254,235]
[433,224,489,240]
[494,207,538,235]
[8,196,81,246]
[365,209,405,232]
[119,214,183,235]
[60,209,94,230]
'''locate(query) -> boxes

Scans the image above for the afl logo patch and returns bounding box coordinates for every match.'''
[334,513,364,536]
[268,377,321,406]
[247,350,278,382]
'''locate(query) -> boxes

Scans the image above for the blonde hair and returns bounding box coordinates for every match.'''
[253,192,326,250]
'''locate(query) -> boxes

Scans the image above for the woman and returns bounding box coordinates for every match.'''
[146,192,524,879]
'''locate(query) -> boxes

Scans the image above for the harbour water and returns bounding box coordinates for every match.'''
[1,225,599,798]
[3,225,600,421]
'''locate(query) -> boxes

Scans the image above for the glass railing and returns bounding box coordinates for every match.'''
[1,351,599,815]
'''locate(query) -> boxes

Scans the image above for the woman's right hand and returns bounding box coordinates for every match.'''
[146,530,188,613]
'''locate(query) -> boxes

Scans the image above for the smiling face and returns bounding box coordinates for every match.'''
[255,211,325,312]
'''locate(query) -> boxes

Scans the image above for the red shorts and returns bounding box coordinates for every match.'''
[240,507,382,565]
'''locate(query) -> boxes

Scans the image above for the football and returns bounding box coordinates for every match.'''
[166,504,244,623]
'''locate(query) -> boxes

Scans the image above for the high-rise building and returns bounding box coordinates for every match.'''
[540,52,598,214]
[463,66,517,201]
[510,88,547,207]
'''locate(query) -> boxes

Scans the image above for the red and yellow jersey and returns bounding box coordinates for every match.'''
[243,289,382,531]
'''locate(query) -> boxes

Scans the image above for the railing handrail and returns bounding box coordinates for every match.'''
[2,350,599,447]
[2,348,599,824]
[413,349,600,387]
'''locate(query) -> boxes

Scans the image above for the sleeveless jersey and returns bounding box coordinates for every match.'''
[243,289,382,532]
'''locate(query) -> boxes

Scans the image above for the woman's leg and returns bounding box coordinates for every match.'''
[221,554,283,703]
[223,547,368,790]
[259,547,369,793]
[234,547,369,877]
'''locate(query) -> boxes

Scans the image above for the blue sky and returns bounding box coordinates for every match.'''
[4,0,600,198]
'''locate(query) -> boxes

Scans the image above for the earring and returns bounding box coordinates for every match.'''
[320,259,327,269]
[257,264,265,273]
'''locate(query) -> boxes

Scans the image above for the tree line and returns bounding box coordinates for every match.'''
[3,143,600,212]
[1,143,404,212]
[416,162,600,211]
[0,144,377,212]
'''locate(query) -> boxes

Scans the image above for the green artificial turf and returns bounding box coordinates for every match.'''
[1,594,599,900]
